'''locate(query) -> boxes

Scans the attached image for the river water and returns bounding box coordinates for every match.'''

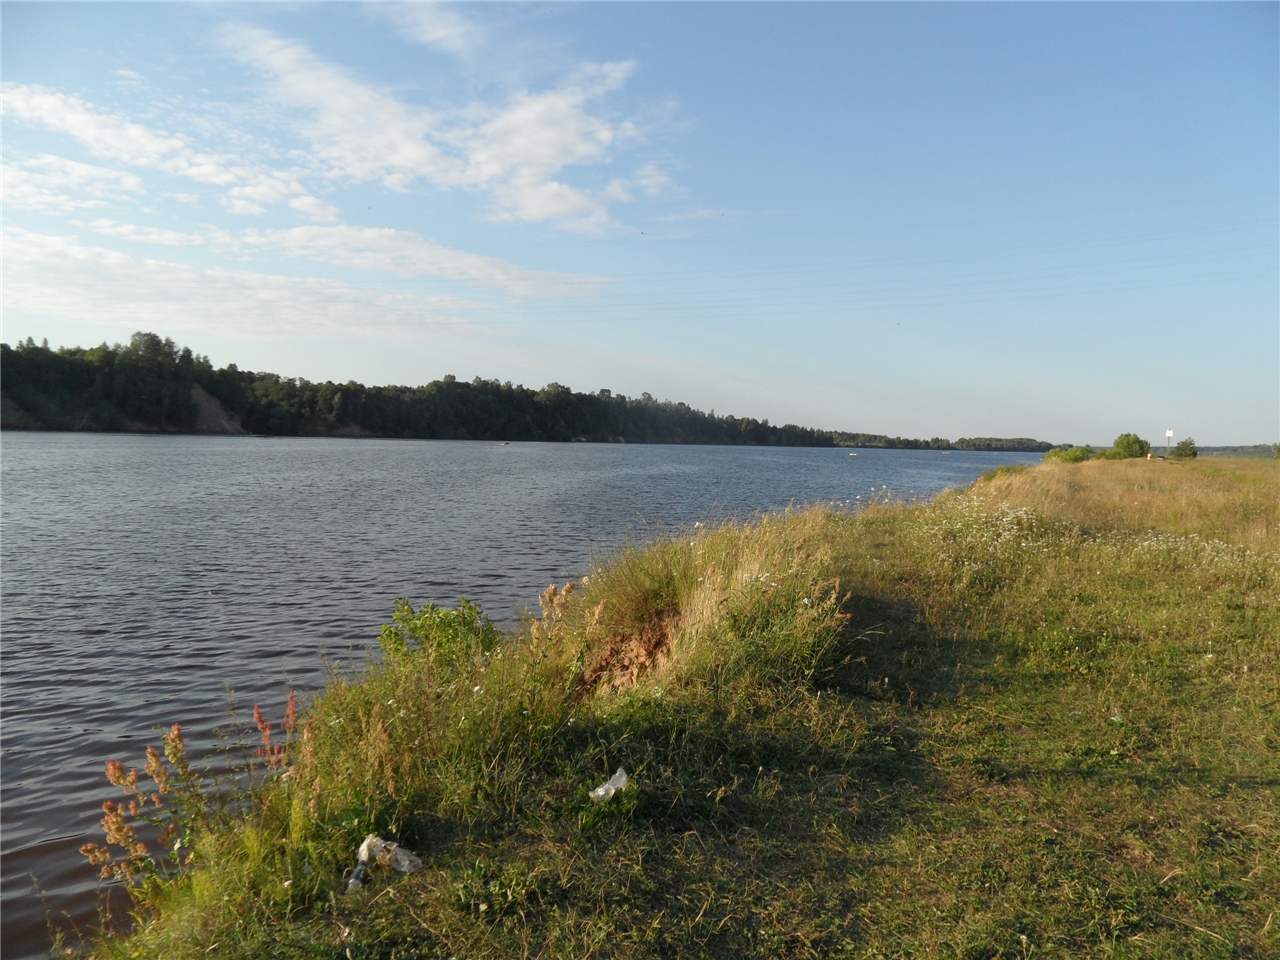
[0,433,1042,956]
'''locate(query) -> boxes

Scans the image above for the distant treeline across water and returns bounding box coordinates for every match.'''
[1,333,1057,451]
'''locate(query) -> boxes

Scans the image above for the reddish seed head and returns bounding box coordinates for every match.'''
[80,842,111,866]
[144,745,171,793]
[105,761,140,794]
[283,690,298,735]
[164,724,190,777]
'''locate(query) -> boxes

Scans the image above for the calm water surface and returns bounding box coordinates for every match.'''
[1,433,1041,956]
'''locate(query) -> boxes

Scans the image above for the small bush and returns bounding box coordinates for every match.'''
[1169,437,1197,460]
[377,597,501,673]
[1042,445,1094,463]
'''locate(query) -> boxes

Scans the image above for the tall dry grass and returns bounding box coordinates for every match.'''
[976,457,1280,551]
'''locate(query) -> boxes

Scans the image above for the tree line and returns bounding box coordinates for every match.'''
[1,333,1058,451]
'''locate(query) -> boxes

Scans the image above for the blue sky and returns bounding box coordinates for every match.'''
[3,2,1276,445]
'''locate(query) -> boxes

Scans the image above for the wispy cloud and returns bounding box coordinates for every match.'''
[2,155,146,212]
[223,27,456,189]
[75,219,208,246]
[112,68,146,90]
[240,224,599,297]
[3,226,487,340]
[224,26,639,229]
[2,83,337,219]
[371,3,481,55]
[6,30,649,231]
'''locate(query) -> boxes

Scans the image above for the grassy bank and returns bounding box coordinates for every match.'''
[85,459,1279,959]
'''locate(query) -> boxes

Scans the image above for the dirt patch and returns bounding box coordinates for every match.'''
[581,612,678,692]
[0,396,41,429]
[191,384,246,434]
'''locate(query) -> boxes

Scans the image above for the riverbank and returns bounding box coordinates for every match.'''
[82,458,1278,959]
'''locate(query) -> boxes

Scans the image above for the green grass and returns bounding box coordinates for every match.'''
[85,462,1279,959]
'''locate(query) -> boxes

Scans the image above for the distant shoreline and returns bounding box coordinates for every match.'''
[1,333,1060,453]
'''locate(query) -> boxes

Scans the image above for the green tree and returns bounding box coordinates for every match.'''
[1102,433,1151,459]
[1169,438,1197,460]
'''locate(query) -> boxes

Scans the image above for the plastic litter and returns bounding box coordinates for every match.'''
[589,767,629,804]
[345,834,423,894]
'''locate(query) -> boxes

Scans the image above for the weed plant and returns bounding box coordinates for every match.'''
[86,461,1279,959]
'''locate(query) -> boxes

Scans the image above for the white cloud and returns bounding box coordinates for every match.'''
[452,63,638,227]
[77,219,207,246]
[3,83,234,181]
[3,226,485,339]
[7,34,649,231]
[372,4,481,54]
[240,224,598,297]
[1,84,334,220]
[222,197,265,215]
[2,155,146,212]
[288,195,340,220]
[224,26,640,228]
[224,26,457,188]
[634,163,672,197]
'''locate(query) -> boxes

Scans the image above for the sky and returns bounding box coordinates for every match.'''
[2,2,1276,446]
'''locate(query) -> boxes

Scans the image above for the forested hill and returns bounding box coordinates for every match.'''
[1,333,1058,451]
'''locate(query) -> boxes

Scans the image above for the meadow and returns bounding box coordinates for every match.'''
[81,458,1279,959]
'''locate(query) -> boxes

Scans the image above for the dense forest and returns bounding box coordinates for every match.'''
[1,333,1058,451]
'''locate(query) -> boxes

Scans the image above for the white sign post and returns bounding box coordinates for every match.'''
[1165,429,1174,459]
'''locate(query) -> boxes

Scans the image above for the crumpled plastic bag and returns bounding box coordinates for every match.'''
[589,767,629,804]
[345,834,423,894]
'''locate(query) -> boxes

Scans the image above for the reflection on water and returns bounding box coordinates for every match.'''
[0,434,1041,956]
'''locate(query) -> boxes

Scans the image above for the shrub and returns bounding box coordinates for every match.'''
[1169,437,1197,460]
[1042,445,1094,463]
